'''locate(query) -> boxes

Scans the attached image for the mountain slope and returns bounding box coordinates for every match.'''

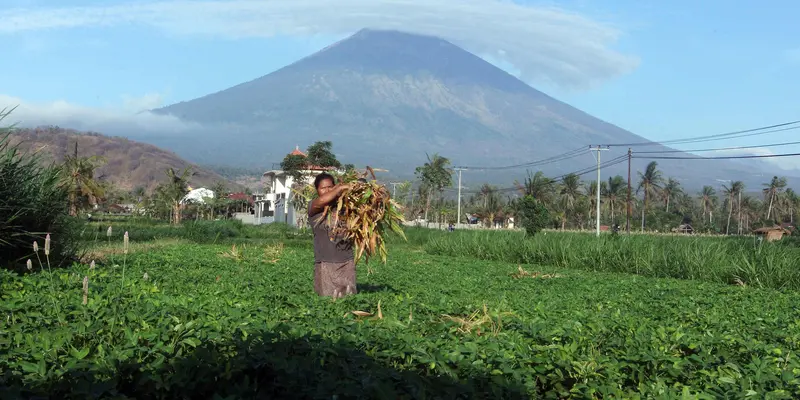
[7,127,242,193]
[148,29,787,189]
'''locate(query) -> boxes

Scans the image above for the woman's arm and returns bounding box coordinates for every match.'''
[308,184,350,217]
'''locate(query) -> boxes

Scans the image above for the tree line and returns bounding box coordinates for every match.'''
[393,154,798,235]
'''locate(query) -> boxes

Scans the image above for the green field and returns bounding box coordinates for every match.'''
[3,221,800,398]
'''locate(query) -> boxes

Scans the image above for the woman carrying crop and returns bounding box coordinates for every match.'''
[308,173,356,298]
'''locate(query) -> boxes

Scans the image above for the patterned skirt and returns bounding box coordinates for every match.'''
[313,260,357,298]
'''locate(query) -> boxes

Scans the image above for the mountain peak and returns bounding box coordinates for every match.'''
[149,28,787,189]
[292,28,533,94]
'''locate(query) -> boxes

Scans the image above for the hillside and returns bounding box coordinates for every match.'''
[7,126,243,193]
[142,28,785,189]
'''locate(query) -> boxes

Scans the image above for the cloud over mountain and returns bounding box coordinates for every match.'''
[0,0,638,89]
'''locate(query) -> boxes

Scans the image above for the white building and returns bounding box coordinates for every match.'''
[181,187,214,205]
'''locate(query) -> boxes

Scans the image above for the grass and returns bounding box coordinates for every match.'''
[3,220,800,398]
[422,228,800,291]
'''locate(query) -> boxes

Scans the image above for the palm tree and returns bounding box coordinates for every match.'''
[515,170,554,204]
[414,153,453,222]
[636,161,664,230]
[722,181,744,235]
[61,153,106,216]
[782,188,799,225]
[661,178,682,213]
[478,183,494,209]
[558,173,582,230]
[738,195,760,233]
[479,186,504,228]
[603,175,626,225]
[585,181,599,226]
[763,176,787,222]
[160,167,193,224]
[699,186,717,226]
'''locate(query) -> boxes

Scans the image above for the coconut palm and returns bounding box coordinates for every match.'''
[585,180,599,226]
[763,176,787,222]
[61,153,106,216]
[478,186,504,228]
[782,188,799,224]
[515,170,554,204]
[603,175,626,225]
[414,153,453,221]
[636,161,664,230]
[699,186,717,226]
[661,178,682,213]
[558,173,582,229]
[738,195,760,233]
[158,167,194,224]
[722,181,744,235]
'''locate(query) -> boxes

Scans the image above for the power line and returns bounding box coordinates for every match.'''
[456,154,629,195]
[454,147,589,170]
[634,152,800,160]
[605,120,800,147]
[633,139,800,154]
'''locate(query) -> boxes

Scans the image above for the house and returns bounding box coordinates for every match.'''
[181,187,214,205]
[753,226,792,242]
[260,146,341,227]
[671,223,694,234]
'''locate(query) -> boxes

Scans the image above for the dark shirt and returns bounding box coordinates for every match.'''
[308,200,354,263]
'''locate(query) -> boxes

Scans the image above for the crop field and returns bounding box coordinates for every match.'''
[3,221,800,398]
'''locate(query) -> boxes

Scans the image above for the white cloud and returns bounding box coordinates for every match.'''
[122,93,166,113]
[0,94,200,134]
[0,0,639,90]
[709,147,800,172]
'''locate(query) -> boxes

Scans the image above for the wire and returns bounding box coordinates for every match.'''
[456,154,629,195]
[604,120,800,147]
[454,146,590,170]
[633,139,800,154]
[634,152,800,160]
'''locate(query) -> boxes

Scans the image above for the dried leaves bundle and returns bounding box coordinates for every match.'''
[510,266,562,279]
[318,167,406,265]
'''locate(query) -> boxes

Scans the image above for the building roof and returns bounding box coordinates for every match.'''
[227,192,254,205]
[753,226,791,234]
[290,146,307,157]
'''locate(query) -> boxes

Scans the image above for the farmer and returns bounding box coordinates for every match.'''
[308,172,356,298]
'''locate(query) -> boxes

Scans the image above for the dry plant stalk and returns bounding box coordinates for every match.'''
[262,242,284,264]
[82,276,89,305]
[349,300,384,320]
[510,266,562,280]
[442,304,514,337]
[219,244,245,262]
[317,166,406,265]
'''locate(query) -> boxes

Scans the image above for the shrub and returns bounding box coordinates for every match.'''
[0,114,81,270]
[515,195,549,236]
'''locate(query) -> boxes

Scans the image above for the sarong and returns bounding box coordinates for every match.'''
[313,260,357,298]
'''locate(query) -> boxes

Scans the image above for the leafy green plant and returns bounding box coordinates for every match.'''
[0,109,82,270]
[5,227,800,398]
[515,195,550,236]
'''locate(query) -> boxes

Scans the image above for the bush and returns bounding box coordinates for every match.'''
[515,195,549,236]
[0,126,81,270]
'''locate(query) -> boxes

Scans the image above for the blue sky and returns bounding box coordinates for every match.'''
[1,0,798,164]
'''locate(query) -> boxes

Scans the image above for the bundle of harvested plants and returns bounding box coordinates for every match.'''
[318,167,406,265]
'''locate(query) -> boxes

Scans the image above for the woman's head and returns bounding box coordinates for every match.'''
[314,173,336,195]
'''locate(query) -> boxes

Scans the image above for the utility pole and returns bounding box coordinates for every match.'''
[589,146,609,237]
[388,182,400,198]
[454,168,466,227]
[626,148,632,234]
[74,141,78,158]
